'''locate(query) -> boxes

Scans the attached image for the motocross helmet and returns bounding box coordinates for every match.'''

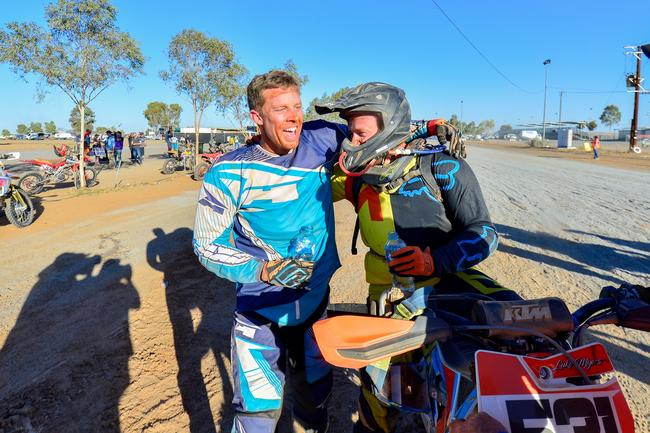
[315,82,411,173]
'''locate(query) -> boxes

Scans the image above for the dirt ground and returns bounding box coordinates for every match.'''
[0,141,648,432]
[471,139,650,172]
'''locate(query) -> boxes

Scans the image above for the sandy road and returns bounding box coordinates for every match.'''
[0,144,648,432]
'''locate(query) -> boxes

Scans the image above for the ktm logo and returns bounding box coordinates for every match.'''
[503,304,552,322]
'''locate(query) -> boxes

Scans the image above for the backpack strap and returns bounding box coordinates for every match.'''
[350,176,364,255]
[417,153,443,203]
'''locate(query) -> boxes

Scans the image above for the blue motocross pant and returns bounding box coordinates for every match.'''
[230,297,332,433]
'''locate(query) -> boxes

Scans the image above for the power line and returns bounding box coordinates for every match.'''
[428,0,534,94]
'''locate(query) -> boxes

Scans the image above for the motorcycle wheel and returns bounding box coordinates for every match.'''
[4,187,35,228]
[193,162,210,181]
[162,159,176,174]
[74,167,98,188]
[18,171,45,195]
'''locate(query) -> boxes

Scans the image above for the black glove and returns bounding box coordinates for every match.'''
[264,259,314,288]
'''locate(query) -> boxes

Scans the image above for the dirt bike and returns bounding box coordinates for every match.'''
[192,152,224,181]
[0,153,35,228]
[316,283,650,432]
[17,147,98,194]
[161,145,195,175]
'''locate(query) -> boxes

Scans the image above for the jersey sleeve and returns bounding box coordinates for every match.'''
[193,163,265,283]
[428,155,498,274]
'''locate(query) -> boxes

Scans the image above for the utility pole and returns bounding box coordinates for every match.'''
[460,99,464,133]
[558,91,564,124]
[630,49,642,151]
[625,44,650,152]
[542,59,551,142]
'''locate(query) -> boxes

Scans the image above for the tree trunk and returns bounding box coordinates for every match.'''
[194,109,201,167]
[79,103,86,188]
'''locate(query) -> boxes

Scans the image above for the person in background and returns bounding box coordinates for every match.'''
[132,132,145,165]
[128,132,135,163]
[165,127,173,152]
[105,130,116,167]
[114,131,124,168]
[91,134,103,164]
[83,128,92,156]
[591,135,601,159]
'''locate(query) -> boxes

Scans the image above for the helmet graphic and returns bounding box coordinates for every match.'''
[315,82,411,173]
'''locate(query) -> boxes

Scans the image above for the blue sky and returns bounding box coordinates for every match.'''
[1,0,649,133]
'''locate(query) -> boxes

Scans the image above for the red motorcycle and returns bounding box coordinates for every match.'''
[316,283,650,432]
[17,144,98,194]
[192,152,223,181]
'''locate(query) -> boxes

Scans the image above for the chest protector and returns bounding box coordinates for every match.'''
[349,152,443,254]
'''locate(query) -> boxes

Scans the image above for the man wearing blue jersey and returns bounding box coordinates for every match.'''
[193,70,346,433]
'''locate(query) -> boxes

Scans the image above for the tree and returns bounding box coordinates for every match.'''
[448,114,461,129]
[1,129,10,137]
[95,126,115,134]
[143,101,183,131]
[498,124,514,137]
[45,120,57,134]
[70,106,95,131]
[16,124,28,135]
[0,0,144,186]
[304,87,352,123]
[29,122,43,133]
[599,105,621,130]
[478,119,495,135]
[168,103,182,129]
[161,29,246,162]
[586,120,598,131]
[282,59,309,86]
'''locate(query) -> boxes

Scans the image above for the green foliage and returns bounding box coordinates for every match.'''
[447,115,496,136]
[144,102,183,130]
[29,122,43,133]
[448,114,461,129]
[0,0,144,158]
[498,124,514,135]
[45,120,57,134]
[160,29,247,148]
[282,59,309,86]
[586,120,598,131]
[478,119,495,134]
[599,105,621,129]
[304,87,352,123]
[95,126,115,134]
[70,106,95,131]
[16,124,28,134]
[1,129,11,137]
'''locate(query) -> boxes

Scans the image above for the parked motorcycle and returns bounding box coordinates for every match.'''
[316,283,650,432]
[161,145,195,175]
[18,153,98,194]
[192,152,223,181]
[0,153,35,228]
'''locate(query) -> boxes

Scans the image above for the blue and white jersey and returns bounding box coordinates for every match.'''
[193,120,346,326]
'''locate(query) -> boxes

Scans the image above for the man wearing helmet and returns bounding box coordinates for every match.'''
[316,83,518,433]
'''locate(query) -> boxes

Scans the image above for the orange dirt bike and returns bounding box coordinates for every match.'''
[0,152,35,228]
[316,283,650,432]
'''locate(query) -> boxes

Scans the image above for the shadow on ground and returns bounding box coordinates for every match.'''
[147,227,235,433]
[495,224,650,284]
[0,253,140,432]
